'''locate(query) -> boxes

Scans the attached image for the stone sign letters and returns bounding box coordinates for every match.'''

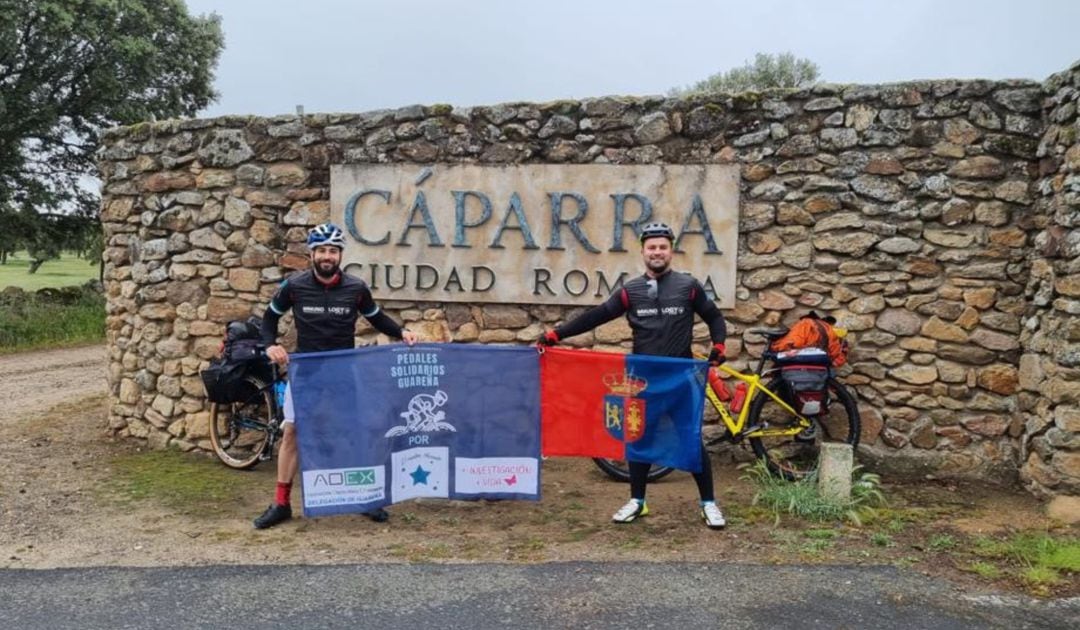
[330,164,740,306]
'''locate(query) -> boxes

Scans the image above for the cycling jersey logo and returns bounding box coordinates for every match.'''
[384,390,458,437]
[602,370,648,443]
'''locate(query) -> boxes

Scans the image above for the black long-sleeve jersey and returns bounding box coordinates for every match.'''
[260,269,404,353]
[554,270,726,358]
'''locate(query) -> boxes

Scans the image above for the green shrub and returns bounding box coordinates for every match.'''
[0,286,104,352]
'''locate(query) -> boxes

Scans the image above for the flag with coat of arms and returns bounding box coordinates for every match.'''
[539,346,707,473]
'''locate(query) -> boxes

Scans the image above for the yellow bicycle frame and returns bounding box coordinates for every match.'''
[705,363,812,439]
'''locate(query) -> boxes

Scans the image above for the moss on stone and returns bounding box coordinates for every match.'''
[731,92,764,110]
[1059,126,1077,145]
[126,121,154,141]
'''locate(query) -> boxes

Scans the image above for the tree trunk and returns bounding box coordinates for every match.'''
[28,259,45,274]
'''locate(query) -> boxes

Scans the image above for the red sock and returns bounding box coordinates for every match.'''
[275,482,292,506]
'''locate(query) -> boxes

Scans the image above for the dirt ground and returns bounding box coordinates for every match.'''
[0,345,1076,598]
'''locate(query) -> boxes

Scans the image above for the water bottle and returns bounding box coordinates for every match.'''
[730,382,748,413]
[707,368,731,402]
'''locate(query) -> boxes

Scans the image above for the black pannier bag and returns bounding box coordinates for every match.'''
[200,317,272,404]
[780,364,830,416]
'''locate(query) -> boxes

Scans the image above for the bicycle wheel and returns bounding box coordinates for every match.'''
[591,458,676,482]
[209,376,274,470]
[747,376,860,480]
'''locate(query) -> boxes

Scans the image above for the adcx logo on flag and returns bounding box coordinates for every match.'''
[290,344,542,518]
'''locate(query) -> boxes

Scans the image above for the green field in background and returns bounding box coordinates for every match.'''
[0,251,99,290]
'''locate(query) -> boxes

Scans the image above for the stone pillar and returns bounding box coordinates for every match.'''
[1019,60,1080,497]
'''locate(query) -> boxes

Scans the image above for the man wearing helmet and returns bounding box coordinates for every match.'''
[254,222,419,529]
[538,221,729,529]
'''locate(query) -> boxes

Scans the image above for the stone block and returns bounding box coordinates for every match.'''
[228,268,262,292]
[1047,495,1080,525]
[818,443,853,501]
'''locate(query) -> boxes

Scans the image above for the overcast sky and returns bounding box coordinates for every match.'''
[184,0,1079,118]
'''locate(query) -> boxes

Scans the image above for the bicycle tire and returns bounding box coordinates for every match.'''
[209,376,274,470]
[747,376,860,480]
[591,458,676,483]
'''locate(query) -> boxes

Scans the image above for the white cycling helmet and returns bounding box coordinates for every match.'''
[307,223,346,250]
[639,221,675,243]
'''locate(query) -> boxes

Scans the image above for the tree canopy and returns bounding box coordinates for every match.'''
[671,52,821,96]
[0,0,224,267]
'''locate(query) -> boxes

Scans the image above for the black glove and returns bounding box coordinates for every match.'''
[708,342,726,365]
[538,330,559,346]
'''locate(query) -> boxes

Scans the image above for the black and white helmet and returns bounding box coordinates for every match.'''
[638,221,675,243]
[307,223,346,250]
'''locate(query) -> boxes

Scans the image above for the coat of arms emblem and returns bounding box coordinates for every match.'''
[602,370,648,443]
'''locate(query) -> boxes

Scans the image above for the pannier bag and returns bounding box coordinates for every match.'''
[780,365,829,416]
[200,359,261,404]
[200,317,270,404]
[770,311,849,368]
[773,347,831,366]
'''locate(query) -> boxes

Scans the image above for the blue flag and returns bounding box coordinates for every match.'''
[289,344,541,517]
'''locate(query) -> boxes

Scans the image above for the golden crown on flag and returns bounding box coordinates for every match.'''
[602,370,648,396]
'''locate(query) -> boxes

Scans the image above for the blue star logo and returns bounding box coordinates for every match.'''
[410,465,431,485]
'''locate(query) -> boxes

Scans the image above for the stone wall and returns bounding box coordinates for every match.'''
[98,67,1077,493]
[1020,61,1080,496]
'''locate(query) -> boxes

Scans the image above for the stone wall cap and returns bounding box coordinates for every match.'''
[100,74,1052,144]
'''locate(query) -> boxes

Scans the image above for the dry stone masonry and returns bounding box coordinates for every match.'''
[98,61,1080,497]
[1021,63,1080,497]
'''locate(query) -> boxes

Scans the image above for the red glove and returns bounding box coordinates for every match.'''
[708,342,726,365]
[538,330,559,347]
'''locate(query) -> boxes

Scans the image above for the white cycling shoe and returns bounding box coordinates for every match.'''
[612,498,649,523]
[701,501,726,529]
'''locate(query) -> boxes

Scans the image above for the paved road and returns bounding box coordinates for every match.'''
[2,562,1076,629]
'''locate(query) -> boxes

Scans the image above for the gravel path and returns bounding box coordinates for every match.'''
[0,345,107,422]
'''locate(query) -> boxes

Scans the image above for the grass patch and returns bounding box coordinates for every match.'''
[870,532,894,547]
[0,250,98,291]
[742,461,886,525]
[1020,566,1063,588]
[800,539,833,555]
[103,448,249,515]
[965,561,1003,579]
[927,534,958,552]
[971,531,1080,592]
[973,532,1080,569]
[0,289,104,353]
[0,251,98,291]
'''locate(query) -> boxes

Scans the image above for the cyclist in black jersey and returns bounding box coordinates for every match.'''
[253,223,418,530]
[539,222,729,529]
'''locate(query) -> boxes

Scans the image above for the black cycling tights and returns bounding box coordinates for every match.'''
[628,444,713,502]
